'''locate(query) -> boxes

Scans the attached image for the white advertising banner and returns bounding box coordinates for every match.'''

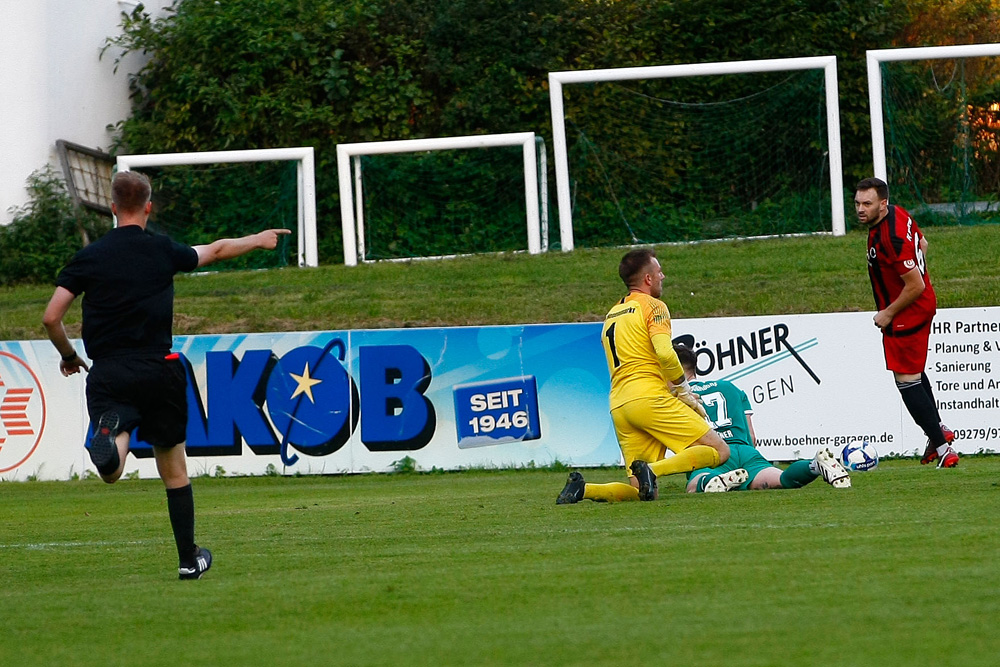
[1,306,996,482]
[676,307,998,462]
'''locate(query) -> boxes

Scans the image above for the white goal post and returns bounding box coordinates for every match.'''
[549,56,846,251]
[867,43,1000,182]
[116,147,318,267]
[337,132,542,266]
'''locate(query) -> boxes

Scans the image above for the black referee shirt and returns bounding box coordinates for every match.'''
[56,226,199,360]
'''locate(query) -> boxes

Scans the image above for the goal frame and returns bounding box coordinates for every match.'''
[116,147,318,267]
[336,132,542,266]
[548,55,846,251]
[867,43,1000,182]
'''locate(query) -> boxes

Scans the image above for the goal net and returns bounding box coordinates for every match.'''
[337,133,545,265]
[549,57,845,250]
[877,54,1000,225]
[116,148,317,270]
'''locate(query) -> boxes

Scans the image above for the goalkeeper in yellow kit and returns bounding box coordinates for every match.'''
[557,248,730,503]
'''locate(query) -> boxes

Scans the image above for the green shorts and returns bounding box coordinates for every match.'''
[687,443,772,491]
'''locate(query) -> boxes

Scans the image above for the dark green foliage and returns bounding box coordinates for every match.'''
[0,168,111,286]
[883,55,1000,224]
[359,146,530,259]
[565,70,834,246]
[144,161,298,270]
[104,0,985,260]
[104,0,575,261]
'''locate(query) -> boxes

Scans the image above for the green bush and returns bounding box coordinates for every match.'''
[101,0,1000,259]
[0,168,111,286]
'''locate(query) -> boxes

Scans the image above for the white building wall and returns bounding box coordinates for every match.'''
[0,0,171,224]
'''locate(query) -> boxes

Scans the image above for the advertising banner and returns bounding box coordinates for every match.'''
[1,306,996,481]
[675,308,999,462]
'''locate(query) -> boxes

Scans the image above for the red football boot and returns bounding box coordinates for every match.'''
[921,423,956,465]
[937,446,960,469]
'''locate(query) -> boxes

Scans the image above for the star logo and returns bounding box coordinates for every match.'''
[266,343,357,458]
[289,363,322,403]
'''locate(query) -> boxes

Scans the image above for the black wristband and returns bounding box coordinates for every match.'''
[62,351,78,362]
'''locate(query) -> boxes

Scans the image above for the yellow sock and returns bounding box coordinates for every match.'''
[583,482,640,502]
[648,445,721,477]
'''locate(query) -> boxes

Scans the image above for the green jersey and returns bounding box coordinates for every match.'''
[690,378,754,448]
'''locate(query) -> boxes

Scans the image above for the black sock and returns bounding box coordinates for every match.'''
[920,373,943,423]
[897,380,945,447]
[166,484,197,565]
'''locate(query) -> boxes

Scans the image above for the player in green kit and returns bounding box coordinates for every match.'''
[673,344,851,492]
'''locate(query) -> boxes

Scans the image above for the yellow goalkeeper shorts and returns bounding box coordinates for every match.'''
[610,394,711,472]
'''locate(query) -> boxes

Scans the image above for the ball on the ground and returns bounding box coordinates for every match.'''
[840,439,879,471]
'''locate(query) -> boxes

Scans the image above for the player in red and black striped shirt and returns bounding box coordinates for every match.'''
[855,177,958,468]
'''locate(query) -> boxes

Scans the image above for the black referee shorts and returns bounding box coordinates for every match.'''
[85,355,188,448]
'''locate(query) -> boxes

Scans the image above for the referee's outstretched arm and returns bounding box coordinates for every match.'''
[193,228,291,268]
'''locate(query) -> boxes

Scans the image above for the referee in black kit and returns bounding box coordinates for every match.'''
[43,170,289,580]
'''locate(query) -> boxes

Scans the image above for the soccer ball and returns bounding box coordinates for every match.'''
[840,439,879,472]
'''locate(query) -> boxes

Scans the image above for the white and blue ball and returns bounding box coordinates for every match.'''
[840,439,879,471]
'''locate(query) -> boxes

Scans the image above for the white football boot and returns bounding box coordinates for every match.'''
[703,468,749,492]
[814,448,851,489]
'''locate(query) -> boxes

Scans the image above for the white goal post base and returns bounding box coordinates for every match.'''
[336,132,542,267]
[548,56,846,251]
[116,147,318,268]
[867,43,1000,183]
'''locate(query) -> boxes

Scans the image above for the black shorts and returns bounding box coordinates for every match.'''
[86,355,187,448]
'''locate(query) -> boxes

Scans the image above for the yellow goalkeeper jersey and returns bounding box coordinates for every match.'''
[601,292,677,410]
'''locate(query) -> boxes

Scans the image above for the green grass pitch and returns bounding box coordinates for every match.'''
[2,459,998,666]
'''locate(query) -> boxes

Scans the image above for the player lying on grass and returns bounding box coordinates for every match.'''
[557,248,729,504]
[43,170,290,580]
[672,343,851,492]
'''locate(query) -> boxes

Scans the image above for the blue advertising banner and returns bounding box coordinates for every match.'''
[453,375,541,448]
[157,323,620,476]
